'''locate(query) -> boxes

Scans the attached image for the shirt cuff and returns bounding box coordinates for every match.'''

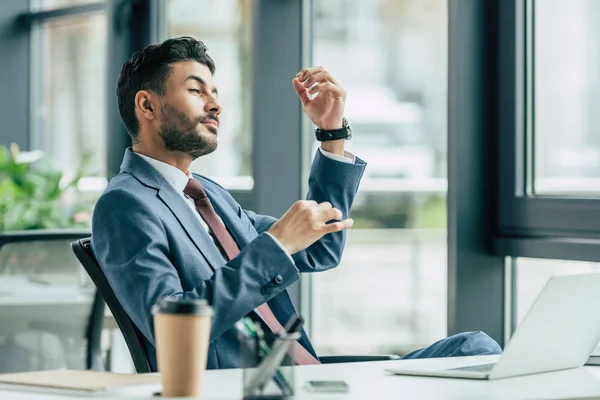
[319,147,355,164]
[265,232,295,264]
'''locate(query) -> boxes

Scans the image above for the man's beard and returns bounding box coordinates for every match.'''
[158,103,218,160]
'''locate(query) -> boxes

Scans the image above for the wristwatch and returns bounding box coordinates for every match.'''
[315,117,352,142]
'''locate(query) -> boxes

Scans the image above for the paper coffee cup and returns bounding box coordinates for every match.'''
[153,297,213,397]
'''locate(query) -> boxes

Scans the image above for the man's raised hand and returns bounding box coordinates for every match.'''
[268,200,354,254]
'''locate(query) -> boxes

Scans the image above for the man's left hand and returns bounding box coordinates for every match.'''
[293,66,346,130]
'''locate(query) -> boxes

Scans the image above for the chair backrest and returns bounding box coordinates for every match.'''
[71,237,152,373]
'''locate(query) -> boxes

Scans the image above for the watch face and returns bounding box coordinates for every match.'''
[343,118,352,139]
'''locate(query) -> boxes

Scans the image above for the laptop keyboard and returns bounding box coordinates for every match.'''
[449,363,496,372]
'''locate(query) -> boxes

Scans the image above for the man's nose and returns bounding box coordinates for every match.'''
[205,95,222,115]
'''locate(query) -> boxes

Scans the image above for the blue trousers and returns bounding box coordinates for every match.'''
[401,331,502,359]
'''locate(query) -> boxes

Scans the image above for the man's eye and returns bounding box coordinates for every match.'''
[189,89,201,94]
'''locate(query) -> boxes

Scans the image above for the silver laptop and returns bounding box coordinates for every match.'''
[386,271,600,380]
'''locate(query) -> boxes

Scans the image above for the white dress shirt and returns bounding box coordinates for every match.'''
[136,148,353,261]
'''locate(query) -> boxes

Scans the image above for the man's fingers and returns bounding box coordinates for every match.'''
[321,207,343,222]
[317,201,332,211]
[308,82,344,97]
[307,83,322,95]
[292,77,311,105]
[296,66,325,81]
[302,70,339,88]
[297,199,318,210]
[324,218,354,234]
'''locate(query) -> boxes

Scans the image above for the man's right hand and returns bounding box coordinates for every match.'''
[268,200,354,254]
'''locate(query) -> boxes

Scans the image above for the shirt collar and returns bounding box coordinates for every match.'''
[135,152,191,194]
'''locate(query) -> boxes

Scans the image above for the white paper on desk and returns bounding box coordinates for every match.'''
[0,369,161,395]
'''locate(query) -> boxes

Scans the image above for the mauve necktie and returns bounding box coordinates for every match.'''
[183,178,319,365]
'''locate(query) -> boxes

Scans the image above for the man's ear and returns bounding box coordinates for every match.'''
[135,90,156,121]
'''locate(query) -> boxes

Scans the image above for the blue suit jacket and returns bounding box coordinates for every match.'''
[91,148,366,370]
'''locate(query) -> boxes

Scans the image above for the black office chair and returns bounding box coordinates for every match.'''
[71,237,399,373]
[71,237,152,372]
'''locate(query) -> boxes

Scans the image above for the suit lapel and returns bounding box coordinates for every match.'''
[157,186,225,271]
[120,149,225,272]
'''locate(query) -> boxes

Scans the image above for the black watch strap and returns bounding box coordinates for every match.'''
[315,127,349,141]
[315,118,352,142]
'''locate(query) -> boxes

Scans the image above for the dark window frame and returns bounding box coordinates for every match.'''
[496,0,600,262]
[19,2,106,25]
[23,1,109,171]
[0,0,32,150]
[447,0,505,346]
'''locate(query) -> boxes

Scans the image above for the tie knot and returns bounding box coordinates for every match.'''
[184,178,207,201]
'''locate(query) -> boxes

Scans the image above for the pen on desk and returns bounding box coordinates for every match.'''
[241,318,271,356]
[253,324,268,360]
[252,324,271,392]
[236,320,252,339]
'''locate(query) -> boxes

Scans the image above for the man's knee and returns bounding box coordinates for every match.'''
[448,331,502,357]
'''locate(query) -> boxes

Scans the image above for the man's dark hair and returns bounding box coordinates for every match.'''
[116,36,216,143]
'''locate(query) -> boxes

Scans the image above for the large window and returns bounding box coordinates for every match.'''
[32,14,107,182]
[506,2,600,338]
[311,0,448,356]
[534,0,600,196]
[497,0,600,242]
[165,0,253,189]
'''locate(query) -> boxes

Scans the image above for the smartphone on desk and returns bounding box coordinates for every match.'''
[304,380,349,393]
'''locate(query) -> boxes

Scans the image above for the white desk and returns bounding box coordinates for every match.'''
[2,355,600,399]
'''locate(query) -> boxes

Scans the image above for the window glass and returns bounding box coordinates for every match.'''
[534,0,600,195]
[166,0,253,188]
[311,0,448,356]
[33,14,107,205]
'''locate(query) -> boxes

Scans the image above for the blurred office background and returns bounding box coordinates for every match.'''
[1,0,599,372]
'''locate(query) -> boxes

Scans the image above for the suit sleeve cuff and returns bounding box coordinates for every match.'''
[265,232,295,264]
[319,147,355,164]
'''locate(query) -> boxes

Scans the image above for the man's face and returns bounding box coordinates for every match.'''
[157,61,221,159]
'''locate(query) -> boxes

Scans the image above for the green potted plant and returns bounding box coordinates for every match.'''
[0,143,93,231]
[0,143,95,280]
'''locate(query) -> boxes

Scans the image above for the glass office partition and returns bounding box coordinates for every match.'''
[311,0,448,356]
[0,238,95,372]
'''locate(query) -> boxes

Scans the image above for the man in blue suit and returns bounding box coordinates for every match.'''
[92,37,500,370]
